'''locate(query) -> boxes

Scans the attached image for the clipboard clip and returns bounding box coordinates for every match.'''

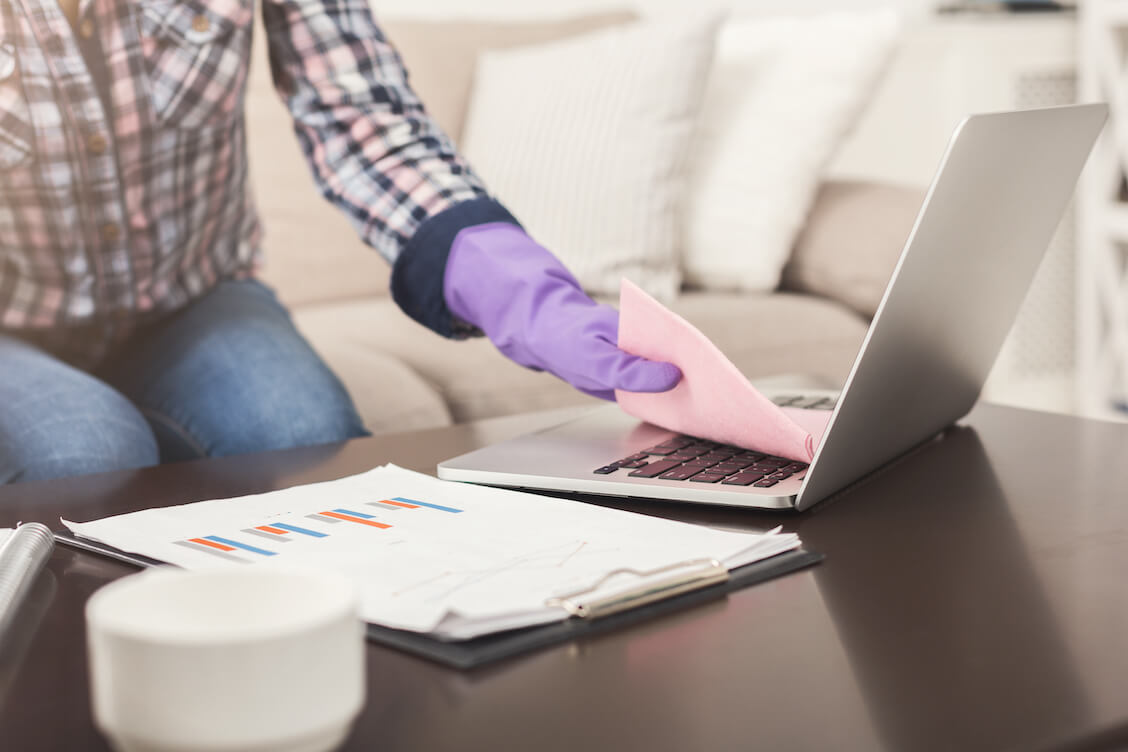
[544,558,730,620]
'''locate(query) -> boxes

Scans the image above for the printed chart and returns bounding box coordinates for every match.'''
[63,465,798,638]
[172,497,462,563]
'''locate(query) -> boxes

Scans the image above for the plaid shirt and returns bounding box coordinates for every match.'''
[0,0,513,364]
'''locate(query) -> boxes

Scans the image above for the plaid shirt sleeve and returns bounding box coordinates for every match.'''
[261,0,518,337]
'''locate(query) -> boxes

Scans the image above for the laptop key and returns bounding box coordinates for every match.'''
[593,466,619,474]
[659,467,703,481]
[617,459,648,469]
[722,472,765,486]
[690,473,726,483]
[629,460,683,478]
[680,446,712,458]
[767,471,793,480]
[753,478,779,487]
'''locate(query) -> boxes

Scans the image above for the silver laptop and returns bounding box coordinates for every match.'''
[438,105,1107,512]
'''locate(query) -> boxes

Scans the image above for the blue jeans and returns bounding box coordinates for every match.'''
[0,280,368,484]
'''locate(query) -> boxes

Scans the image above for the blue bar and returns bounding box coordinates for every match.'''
[333,508,375,519]
[270,522,328,538]
[392,497,462,514]
[203,536,277,556]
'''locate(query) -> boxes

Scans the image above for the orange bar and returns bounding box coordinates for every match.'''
[379,499,418,509]
[256,525,288,535]
[319,511,392,529]
[190,537,236,551]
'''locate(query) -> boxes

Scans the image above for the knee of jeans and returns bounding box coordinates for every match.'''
[210,395,369,458]
[0,393,159,484]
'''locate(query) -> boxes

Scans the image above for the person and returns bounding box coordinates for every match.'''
[0,0,681,484]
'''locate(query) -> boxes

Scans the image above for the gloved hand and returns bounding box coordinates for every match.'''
[443,223,682,401]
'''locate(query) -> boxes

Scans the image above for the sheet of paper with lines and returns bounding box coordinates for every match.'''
[64,465,798,640]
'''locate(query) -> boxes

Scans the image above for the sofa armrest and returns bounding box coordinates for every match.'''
[780,180,927,319]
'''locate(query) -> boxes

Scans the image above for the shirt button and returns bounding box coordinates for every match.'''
[79,18,95,39]
[191,14,210,33]
[102,223,120,243]
[87,133,108,155]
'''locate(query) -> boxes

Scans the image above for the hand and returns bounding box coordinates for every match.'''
[443,223,682,400]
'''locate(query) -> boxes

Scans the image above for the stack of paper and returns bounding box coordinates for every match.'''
[64,466,800,640]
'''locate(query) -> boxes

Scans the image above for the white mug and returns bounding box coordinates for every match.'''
[86,567,365,752]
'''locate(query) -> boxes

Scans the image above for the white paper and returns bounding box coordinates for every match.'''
[64,466,800,639]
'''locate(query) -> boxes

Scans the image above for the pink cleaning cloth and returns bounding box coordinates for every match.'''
[615,279,830,462]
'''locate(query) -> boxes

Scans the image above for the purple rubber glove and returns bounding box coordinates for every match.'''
[443,223,682,401]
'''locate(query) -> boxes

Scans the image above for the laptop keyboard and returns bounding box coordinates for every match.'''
[591,394,834,487]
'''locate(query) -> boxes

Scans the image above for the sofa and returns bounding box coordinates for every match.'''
[244,12,927,435]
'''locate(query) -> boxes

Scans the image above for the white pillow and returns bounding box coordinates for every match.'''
[460,17,721,302]
[683,10,901,293]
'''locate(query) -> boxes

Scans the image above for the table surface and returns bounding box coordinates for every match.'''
[1,403,1127,752]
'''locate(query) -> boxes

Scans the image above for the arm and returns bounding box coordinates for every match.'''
[261,0,503,337]
[262,0,679,398]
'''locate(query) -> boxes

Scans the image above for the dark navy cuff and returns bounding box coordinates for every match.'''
[391,198,521,339]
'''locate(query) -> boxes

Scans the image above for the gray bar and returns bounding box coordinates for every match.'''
[365,501,403,512]
[174,540,245,563]
[241,528,292,542]
[306,514,340,524]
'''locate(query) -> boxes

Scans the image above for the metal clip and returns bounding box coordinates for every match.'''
[545,558,729,620]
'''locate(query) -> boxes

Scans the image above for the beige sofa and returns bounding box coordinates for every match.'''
[245,13,926,435]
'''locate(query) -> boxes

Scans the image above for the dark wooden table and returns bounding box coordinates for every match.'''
[1,403,1127,752]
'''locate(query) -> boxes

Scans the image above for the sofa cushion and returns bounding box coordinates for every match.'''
[380,11,637,144]
[781,180,926,318]
[294,298,600,423]
[292,293,869,425]
[302,332,454,434]
[460,15,720,302]
[682,10,900,295]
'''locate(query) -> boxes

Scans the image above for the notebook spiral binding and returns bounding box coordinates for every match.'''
[0,523,55,641]
[545,558,730,620]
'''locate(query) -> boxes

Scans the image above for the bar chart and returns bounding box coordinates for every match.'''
[172,497,463,563]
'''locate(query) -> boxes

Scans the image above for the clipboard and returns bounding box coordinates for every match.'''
[366,548,822,669]
[55,530,821,669]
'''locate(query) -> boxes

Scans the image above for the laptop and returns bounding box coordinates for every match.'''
[438,104,1107,512]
